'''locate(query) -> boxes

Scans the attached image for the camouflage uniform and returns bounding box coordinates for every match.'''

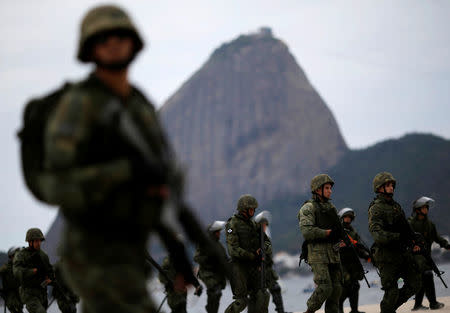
[13,247,53,313]
[263,234,285,313]
[42,5,185,313]
[298,196,342,313]
[338,212,369,313]
[52,262,79,313]
[194,231,228,313]
[224,195,270,313]
[408,199,450,310]
[368,172,421,313]
[0,250,24,313]
[159,256,187,313]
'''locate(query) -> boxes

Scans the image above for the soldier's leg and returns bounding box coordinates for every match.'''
[205,285,223,313]
[167,290,187,313]
[339,272,352,313]
[349,281,363,313]
[6,292,24,313]
[307,263,334,312]
[396,258,422,309]
[270,282,285,313]
[57,298,77,313]
[324,263,342,313]
[248,288,269,313]
[224,264,249,313]
[423,270,443,309]
[19,291,46,313]
[378,263,400,313]
[414,282,426,309]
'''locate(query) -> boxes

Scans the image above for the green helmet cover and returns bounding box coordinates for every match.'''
[236,194,258,211]
[373,172,396,193]
[310,174,334,192]
[25,228,45,242]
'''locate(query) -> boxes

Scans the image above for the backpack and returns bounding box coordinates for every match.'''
[17,82,73,203]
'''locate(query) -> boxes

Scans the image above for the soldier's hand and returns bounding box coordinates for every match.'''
[32,268,38,274]
[413,245,420,253]
[194,285,203,297]
[325,229,332,237]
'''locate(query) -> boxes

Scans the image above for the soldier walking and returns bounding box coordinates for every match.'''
[337,208,370,313]
[409,196,450,311]
[0,247,23,313]
[297,174,343,313]
[224,194,270,313]
[368,172,422,313]
[40,5,199,313]
[194,221,228,313]
[13,228,53,313]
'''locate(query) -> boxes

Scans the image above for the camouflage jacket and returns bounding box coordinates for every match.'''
[368,194,409,262]
[0,260,21,292]
[13,247,53,289]
[194,233,228,287]
[43,73,175,232]
[297,196,340,264]
[225,213,268,264]
[408,215,449,254]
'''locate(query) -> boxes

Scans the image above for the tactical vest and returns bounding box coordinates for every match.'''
[227,215,260,253]
[305,199,339,232]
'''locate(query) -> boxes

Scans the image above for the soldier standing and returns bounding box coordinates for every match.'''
[194,221,228,313]
[0,247,23,313]
[297,174,343,313]
[52,261,79,313]
[255,211,287,313]
[42,5,197,313]
[159,256,188,313]
[337,208,370,313]
[224,194,270,313]
[368,172,422,313]
[409,196,450,311]
[13,228,53,313]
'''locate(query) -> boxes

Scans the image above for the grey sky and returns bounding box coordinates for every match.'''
[1,0,449,250]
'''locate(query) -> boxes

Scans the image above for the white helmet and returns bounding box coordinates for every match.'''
[338,207,355,220]
[412,196,435,210]
[208,221,226,233]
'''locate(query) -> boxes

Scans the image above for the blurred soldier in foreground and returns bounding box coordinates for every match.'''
[225,194,270,313]
[13,228,53,313]
[255,211,287,313]
[409,196,450,311]
[338,208,370,313]
[41,5,201,313]
[0,247,23,313]
[52,261,79,313]
[194,221,228,313]
[368,172,422,313]
[298,174,342,313]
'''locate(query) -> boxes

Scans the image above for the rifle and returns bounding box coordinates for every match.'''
[107,101,231,281]
[260,223,265,290]
[144,251,174,290]
[427,255,448,288]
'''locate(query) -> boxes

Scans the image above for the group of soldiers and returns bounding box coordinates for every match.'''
[0,229,79,313]
[298,172,450,313]
[6,3,449,313]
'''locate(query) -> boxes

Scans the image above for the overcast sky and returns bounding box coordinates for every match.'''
[1,0,449,251]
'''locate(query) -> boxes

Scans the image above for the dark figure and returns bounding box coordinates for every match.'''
[0,247,23,313]
[52,261,79,313]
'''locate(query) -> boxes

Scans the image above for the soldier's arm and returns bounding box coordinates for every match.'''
[368,205,400,244]
[430,222,450,248]
[43,90,133,207]
[298,203,328,241]
[226,223,256,261]
[12,251,35,283]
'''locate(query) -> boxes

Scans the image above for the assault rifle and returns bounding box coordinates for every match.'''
[104,99,232,280]
[427,255,448,288]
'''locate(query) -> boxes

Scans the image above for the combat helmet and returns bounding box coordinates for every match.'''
[7,246,20,259]
[208,221,226,233]
[25,228,45,242]
[373,172,396,193]
[412,196,435,210]
[338,207,355,220]
[310,174,334,193]
[236,194,258,212]
[77,5,144,62]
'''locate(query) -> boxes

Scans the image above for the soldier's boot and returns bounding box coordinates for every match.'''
[422,270,444,310]
[205,287,222,313]
[349,283,364,313]
[270,282,286,313]
[413,286,426,311]
[224,297,248,313]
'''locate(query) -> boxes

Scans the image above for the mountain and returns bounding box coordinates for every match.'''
[160,28,347,220]
[268,133,450,253]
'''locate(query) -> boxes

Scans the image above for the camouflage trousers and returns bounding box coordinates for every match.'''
[60,224,156,313]
[225,262,269,313]
[307,263,342,313]
[4,290,23,313]
[165,289,187,313]
[198,275,225,313]
[19,287,47,313]
[377,257,422,313]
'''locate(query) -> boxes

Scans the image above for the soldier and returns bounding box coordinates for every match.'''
[194,221,228,313]
[0,247,23,313]
[42,5,198,313]
[368,172,422,313]
[13,228,53,313]
[224,194,270,313]
[337,208,370,313]
[159,256,188,313]
[52,261,79,313]
[297,174,343,313]
[409,196,450,311]
[255,211,287,313]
